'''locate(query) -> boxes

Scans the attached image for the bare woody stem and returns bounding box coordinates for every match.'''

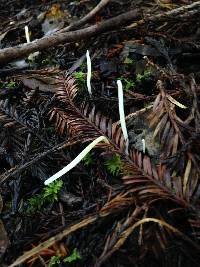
[0,9,140,65]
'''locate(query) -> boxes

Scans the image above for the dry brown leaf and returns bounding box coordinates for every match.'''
[167,95,187,109]
[183,159,192,196]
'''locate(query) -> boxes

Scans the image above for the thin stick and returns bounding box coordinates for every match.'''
[0,138,81,185]
[149,0,200,21]
[59,0,111,32]
[0,9,140,64]
[127,1,200,29]
[115,104,153,126]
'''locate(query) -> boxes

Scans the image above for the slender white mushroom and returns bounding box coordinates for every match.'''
[142,138,145,154]
[86,50,92,95]
[117,80,129,154]
[44,136,109,185]
[24,25,39,61]
[25,25,30,43]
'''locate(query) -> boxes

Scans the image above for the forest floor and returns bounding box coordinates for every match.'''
[0,0,200,267]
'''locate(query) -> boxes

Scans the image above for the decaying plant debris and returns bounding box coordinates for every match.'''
[0,0,200,267]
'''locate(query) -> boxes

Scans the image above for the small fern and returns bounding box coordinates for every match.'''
[63,248,81,263]
[26,193,45,214]
[136,70,151,83]
[43,180,63,201]
[25,180,63,214]
[82,152,94,166]
[73,71,86,87]
[47,248,81,267]
[48,255,61,267]
[105,154,122,176]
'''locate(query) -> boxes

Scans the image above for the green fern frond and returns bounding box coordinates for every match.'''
[105,154,122,176]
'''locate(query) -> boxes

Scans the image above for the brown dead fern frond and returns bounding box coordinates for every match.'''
[147,78,200,203]
[46,71,200,266]
[148,80,187,157]
[50,72,199,208]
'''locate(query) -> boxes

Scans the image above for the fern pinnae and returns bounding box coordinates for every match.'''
[117,80,129,154]
[44,136,109,185]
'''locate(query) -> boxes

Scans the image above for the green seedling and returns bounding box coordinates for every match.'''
[5,81,17,89]
[105,154,123,176]
[43,180,63,201]
[25,180,63,214]
[47,248,81,266]
[119,77,135,91]
[82,152,94,166]
[73,71,86,87]
[136,70,151,83]
[48,255,61,267]
[26,193,45,214]
[63,248,81,263]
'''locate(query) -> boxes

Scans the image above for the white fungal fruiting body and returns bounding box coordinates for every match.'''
[117,80,129,154]
[24,25,39,61]
[86,50,92,95]
[25,26,30,43]
[44,136,109,185]
[142,138,145,153]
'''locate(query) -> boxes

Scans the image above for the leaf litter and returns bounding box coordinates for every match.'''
[0,0,200,267]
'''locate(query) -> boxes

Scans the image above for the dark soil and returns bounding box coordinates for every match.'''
[0,1,200,267]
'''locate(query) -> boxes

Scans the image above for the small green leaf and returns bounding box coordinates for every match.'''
[6,81,16,88]
[136,70,151,83]
[73,71,86,87]
[105,154,122,176]
[82,152,94,166]
[63,248,81,263]
[119,77,135,91]
[48,255,61,267]
[24,180,63,214]
[43,180,63,201]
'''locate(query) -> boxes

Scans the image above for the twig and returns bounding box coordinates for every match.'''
[0,138,81,185]
[115,104,153,126]
[148,1,200,21]
[9,215,98,267]
[59,0,111,32]
[127,1,200,29]
[0,9,140,64]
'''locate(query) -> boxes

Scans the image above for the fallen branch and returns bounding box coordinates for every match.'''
[149,1,200,22]
[59,0,111,32]
[127,1,200,29]
[0,9,140,65]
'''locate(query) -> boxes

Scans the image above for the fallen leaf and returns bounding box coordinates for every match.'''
[167,95,187,109]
